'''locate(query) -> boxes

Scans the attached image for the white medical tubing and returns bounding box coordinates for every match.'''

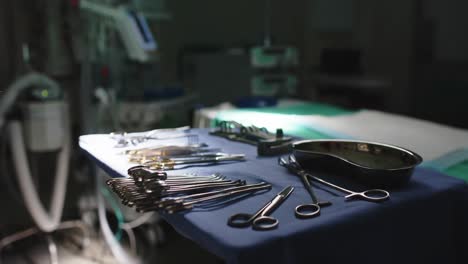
[8,121,70,232]
[0,72,60,128]
[97,175,139,264]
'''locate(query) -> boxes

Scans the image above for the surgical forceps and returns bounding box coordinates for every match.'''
[110,126,196,147]
[127,146,220,163]
[308,174,390,202]
[142,153,246,170]
[228,186,294,231]
[127,166,224,182]
[279,156,331,218]
[130,150,223,163]
[108,177,235,193]
[109,181,245,208]
[160,182,272,214]
[284,155,390,202]
[125,143,206,155]
[108,178,243,198]
[106,172,241,203]
[137,182,271,212]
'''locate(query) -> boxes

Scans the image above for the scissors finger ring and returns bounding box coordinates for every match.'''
[345,189,390,202]
[295,203,320,218]
[252,216,278,230]
[228,213,260,228]
[227,186,294,231]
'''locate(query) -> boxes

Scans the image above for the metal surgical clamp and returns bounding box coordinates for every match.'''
[160,182,272,214]
[279,156,332,218]
[228,186,294,231]
[285,155,390,202]
[143,153,246,170]
[128,147,222,163]
[308,174,390,202]
[106,171,244,207]
[127,166,225,183]
[137,182,271,212]
[110,126,196,147]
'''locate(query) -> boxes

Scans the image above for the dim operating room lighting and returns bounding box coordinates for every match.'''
[41,89,49,98]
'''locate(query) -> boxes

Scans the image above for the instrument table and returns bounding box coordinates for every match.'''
[79,129,468,264]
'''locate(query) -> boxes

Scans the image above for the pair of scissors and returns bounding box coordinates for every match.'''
[279,156,332,218]
[283,155,390,202]
[228,186,294,230]
[307,173,390,202]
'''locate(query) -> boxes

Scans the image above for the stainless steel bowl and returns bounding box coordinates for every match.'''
[292,139,423,188]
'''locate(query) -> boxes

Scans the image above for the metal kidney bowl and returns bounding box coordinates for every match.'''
[292,139,423,188]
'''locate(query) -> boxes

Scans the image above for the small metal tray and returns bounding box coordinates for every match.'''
[210,121,292,156]
[292,139,423,188]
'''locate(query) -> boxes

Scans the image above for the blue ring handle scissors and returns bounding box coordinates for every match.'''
[228,186,294,230]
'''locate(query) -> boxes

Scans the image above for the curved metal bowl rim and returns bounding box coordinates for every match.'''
[292,139,423,171]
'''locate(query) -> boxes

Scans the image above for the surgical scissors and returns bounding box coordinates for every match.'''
[307,174,390,202]
[279,156,331,218]
[285,155,390,202]
[227,186,294,231]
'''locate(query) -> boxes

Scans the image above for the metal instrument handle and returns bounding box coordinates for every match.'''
[169,182,268,202]
[345,189,390,202]
[308,175,353,195]
[259,195,283,217]
[146,154,245,168]
[295,204,321,218]
[147,182,270,212]
[299,172,318,204]
[164,184,272,213]
[252,216,279,231]
[228,200,272,228]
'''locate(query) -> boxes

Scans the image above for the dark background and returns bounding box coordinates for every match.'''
[0,0,467,128]
[0,1,467,261]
